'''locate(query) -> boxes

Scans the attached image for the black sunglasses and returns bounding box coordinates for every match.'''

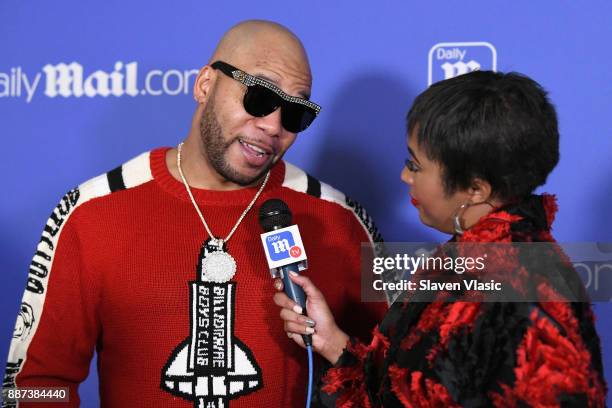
[210,60,321,133]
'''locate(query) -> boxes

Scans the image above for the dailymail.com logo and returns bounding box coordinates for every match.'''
[428,42,497,86]
[266,231,302,262]
[0,61,199,103]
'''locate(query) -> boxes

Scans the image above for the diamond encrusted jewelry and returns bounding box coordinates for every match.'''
[177,142,270,282]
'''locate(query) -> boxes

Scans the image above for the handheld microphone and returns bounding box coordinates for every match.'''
[259,198,312,346]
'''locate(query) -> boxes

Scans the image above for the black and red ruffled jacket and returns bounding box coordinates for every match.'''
[318,194,607,407]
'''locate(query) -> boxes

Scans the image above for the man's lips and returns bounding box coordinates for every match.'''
[238,138,274,156]
[411,197,419,206]
[238,138,274,167]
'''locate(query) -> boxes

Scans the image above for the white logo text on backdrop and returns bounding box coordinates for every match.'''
[0,61,199,103]
[428,42,497,86]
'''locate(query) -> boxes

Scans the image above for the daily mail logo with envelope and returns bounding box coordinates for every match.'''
[260,225,308,273]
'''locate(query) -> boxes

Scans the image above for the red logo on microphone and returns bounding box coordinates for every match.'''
[289,246,302,258]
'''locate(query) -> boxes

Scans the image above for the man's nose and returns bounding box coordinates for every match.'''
[253,107,284,136]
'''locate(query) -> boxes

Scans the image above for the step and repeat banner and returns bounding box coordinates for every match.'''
[2,1,611,405]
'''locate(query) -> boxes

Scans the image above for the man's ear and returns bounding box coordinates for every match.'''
[193,65,215,103]
[468,178,493,204]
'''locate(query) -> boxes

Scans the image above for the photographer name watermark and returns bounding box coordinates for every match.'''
[361,242,612,303]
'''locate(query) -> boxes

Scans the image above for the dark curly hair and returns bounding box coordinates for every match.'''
[407,71,559,201]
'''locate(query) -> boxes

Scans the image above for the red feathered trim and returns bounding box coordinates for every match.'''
[371,326,390,354]
[399,301,482,363]
[348,334,374,360]
[538,282,576,309]
[400,331,423,352]
[322,364,364,394]
[388,366,459,407]
[541,193,558,229]
[426,302,481,362]
[334,381,372,408]
[322,331,389,407]
[416,302,446,332]
[400,302,446,352]
[460,211,522,243]
[538,229,555,242]
[489,384,519,407]
[322,357,372,408]
[321,338,370,392]
[438,302,481,346]
[490,309,606,406]
[538,300,595,354]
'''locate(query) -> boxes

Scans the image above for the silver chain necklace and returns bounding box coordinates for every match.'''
[177,142,270,282]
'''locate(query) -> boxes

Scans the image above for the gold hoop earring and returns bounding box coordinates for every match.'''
[453,202,472,235]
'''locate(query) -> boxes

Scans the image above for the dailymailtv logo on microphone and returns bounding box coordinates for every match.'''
[261,225,308,270]
[428,42,497,86]
[267,231,298,261]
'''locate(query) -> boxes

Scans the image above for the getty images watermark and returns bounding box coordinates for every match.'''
[360,242,612,304]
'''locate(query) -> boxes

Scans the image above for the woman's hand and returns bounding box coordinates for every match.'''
[273,272,350,364]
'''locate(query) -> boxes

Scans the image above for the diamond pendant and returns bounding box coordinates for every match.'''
[202,239,237,283]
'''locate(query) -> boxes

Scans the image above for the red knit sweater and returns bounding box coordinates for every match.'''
[5,148,386,407]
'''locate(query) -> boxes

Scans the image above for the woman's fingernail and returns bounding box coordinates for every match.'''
[289,271,299,277]
[302,318,316,327]
[293,305,303,314]
[305,327,315,334]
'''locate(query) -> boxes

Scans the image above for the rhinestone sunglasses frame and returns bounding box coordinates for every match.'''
[210,60,321,115]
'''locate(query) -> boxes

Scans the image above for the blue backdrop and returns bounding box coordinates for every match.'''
[2,1,611,405]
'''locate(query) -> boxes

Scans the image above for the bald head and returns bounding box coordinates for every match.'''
[210,20,312,85]
[184,20,317,189]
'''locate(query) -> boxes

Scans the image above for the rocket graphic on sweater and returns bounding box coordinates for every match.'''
[161,239,263,407]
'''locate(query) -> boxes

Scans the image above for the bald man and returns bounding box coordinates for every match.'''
[4,21,385,407]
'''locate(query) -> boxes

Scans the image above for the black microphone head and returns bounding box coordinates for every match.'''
[259,199,292,231]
